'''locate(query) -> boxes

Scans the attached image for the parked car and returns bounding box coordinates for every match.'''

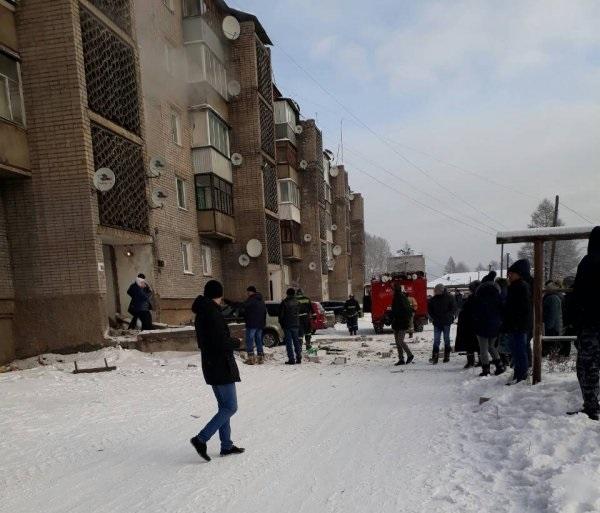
[220,302,283,348]
[319,301,347,323]
[312,301,330,331]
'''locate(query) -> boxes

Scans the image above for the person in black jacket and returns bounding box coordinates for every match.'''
[568,226,600,420]
[504,259,533,384]
[344,295,361,335]
[296,289,313,349]
[190,280,244,461]
[473,272,506,377]
[428,284,457,364]
[127,273,153,330]
[390,285,415,365]
[241,286,267,365]
[455,281,480,369]
[280,288,302,365]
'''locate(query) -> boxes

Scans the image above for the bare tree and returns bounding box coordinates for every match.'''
[517,198,580,280]
[488,260,501,270]
[444,257,457,274]
[455,262,470,273]
[365,232,392,279]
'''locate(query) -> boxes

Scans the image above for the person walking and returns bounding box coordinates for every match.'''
[127,273,154,330]
[190,280,244,461]
[542,280,565,357]
[391,285,415,365]
[495,277,512,368]
[407,295,418,338]
[568,226,600,421]
[344,294,361,336]
[296,289,313,349]
[455,281,480,369]
[473,272,506,377]
[280,288,302,365]
[241,286,267,365]
[504,260,533,385]
[428,284,457,364]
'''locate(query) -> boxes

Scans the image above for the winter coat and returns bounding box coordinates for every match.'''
[454,295,479,353]
[391,292,413,332]
[192,295,240,386]
[503,279,532,334]
[569,226,600,331]
[296,293,312,331]
[127,279,152,313]
[279,296,300,329]
[428,292,457,327]
[242,293,267,330]
[344,298,361,318]
[543,292,563,336]
[473,281,503,338]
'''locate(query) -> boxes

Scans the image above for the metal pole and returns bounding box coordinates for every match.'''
[548,195,559,281]
[533,240,544,384]
[500,243,505,276]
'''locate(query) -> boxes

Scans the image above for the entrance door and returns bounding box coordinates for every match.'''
[102,245,120,323]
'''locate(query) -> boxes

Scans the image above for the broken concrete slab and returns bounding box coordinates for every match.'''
[332,356,347,365]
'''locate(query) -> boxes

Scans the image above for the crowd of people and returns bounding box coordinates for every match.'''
[184,227,600,460]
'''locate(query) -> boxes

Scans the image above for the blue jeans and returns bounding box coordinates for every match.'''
[433,325,452,352]
[284,327,302,362]
[509,332,529,381]
[197,383,237,451]
[245,328,264,355]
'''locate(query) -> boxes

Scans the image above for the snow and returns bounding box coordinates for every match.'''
[497,225,595,242]
[428,269,507,289]
[1,316,599,513]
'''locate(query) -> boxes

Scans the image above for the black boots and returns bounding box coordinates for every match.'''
[464,353,475,369]
[190,437,211,462]
[443,347,450,363]
[479,364,490,377]
[430,350,439,365]
[493,359,506,376]
[395,359,406,366]
[406,354,414,364]
[220,446,246,456]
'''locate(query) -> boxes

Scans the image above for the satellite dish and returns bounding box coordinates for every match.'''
[308,262,317,271]
[303,233,312,243]
[329,166,339,177]
[299,160,308,170]
[148,156,166,178]
[93,168,116,192]
[222,15,241,40]
[231,153,243,166]
[331,224,338,231]
[227,80,241,97]
[294,125,303,135]
[238,254,250,267]
[151,189,168,208]
[349,192,355,201]
[246,239,263,258]
[332,245,343,257]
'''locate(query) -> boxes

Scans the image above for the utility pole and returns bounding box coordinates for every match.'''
[548,195,559,281]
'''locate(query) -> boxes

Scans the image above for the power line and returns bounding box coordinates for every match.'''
[274,44,508,231]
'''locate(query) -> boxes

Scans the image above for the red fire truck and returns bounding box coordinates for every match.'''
[363,271,428,334]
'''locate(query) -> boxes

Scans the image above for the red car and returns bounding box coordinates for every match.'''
[311,301,328,332]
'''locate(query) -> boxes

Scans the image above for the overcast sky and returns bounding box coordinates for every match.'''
[233,0,600,277]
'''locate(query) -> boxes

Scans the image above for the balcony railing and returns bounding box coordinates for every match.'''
[275,123,297,146]
[197,210,235,241]
[282,242,302,261]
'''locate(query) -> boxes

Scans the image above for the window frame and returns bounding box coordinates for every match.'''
[0,51,25,126]
[278,179,300,208]
[206,109,230,158]
[201,244,212,276]
[181,241,193,274]
[183,0,206,17]
[195,173,233,216]
[170,109,182,146]
[175,176,187,210]
[162,0,175,12]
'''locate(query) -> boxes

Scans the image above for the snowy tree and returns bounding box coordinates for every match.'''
[444,257,457,274]
[365,233,392,279]
[397,242,414,255]
[517,199,581,280]
[455,262,470,273]
[475,263,487,271]
[488,260,501,270]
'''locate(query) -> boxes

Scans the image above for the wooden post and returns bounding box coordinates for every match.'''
[533,240,544,384]
[500,243,504,275]
[548,195,560,281]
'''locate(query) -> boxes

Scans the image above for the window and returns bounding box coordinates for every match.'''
[181,241,193,273]
[176,177,187,210]
[195,173,233,215]
[203,46,227,98]
[278,179,300,208]
[165,43,175,76]
[207,110,230,157]
[324,183,332,204]
[201,245,212,276]
[280,220,301,244]
[170,109,181,145]
[183,0,206,17]
[0,52,24,125]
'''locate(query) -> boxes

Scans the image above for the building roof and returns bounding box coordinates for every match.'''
[428,270,507,289]
[216,0,273,45]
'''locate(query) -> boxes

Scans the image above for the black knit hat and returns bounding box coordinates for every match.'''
[508,259,531,279]
[481,271,497,283]
[204,279,224,299]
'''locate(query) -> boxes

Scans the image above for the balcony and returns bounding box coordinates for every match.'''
[282,242,302,261]
[276,140,298,169]
[197,210,235,241]
[192,147,232,182]
[0,122,30,178]
[182,16,226,62]
[275,123,297,147]
[279,203,301,223]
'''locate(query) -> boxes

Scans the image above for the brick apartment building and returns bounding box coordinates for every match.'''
[0,0,365,364]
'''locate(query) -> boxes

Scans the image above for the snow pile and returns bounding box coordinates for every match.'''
[428,270,507,289]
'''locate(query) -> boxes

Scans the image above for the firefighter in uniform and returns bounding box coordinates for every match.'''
[344,295,361,336]
[296,289,313,350]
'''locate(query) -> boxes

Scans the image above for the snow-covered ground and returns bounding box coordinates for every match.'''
[1,317,598,513]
